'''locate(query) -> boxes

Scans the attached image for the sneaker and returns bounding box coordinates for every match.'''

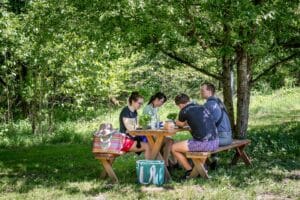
[210,160,218,170]
[204,163,209,171]
[171,162,180,169]
[187,158,194,168]
[180,170,192,180]
[167,162,181,171]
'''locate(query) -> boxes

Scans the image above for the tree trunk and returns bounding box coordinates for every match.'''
[30,101,37,134]
[6,86,12,123]
[222,55,236,135]
[236,46,251,138]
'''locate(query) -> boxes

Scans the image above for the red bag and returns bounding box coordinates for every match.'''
[92,123,126,155]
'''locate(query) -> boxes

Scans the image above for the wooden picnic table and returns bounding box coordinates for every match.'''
[129,127,190,181]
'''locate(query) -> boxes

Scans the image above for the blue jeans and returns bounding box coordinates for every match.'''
[218,132,232,146]
[210,132,233,162]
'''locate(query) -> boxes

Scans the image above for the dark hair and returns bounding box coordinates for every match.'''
[201,82,216,95]
[175,93,190,105]
[128,91,143,105]
[148,92,167,105]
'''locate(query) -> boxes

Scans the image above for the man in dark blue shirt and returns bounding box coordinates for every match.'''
[172,93,219,179]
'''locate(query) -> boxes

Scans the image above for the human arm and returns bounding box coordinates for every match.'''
[123,117,137,132]
[175,120,188,127]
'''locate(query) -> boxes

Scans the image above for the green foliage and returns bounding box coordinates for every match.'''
[0,0,299,135]
[138,114,151,129]
[166,112,177,120]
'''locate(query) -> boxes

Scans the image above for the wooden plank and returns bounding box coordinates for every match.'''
[150,135,165,160]
[187,152,211,158]
[100,158,118,183]
[155,151,172,181]
[189,157,209,179]
[238,147,251,165]
[231,145,251,165]
[94,153,119,158]
[186,139,251,157]
[146,135,155,147]
[95,154,118,182]
[129,128,189,137]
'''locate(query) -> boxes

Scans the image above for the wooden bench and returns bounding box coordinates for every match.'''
[186,139,251,179]
[94,153,122,183]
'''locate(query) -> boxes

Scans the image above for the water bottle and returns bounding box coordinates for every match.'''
[150,116,156,129]
[155,114,160,129]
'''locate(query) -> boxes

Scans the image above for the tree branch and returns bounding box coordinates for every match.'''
[161,49,222,80]
[251,52,300,83]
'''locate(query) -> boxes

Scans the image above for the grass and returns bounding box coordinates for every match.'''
[0,87,299,199]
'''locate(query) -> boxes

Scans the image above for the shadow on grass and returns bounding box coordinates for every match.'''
[197,121,300,188]
[0,121,299,196]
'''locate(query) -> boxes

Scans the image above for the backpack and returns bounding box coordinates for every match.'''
[197,106,218,140]
[206,97,228,127]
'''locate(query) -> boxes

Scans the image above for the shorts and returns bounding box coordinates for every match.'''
[121,137,135,152]
[187,138,219,152]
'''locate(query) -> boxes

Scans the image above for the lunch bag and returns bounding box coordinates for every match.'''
[92,129,126,155]
[136,160,165,186]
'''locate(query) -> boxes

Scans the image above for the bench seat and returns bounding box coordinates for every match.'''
[186,139,251,179]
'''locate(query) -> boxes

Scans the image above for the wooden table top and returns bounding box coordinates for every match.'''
[128,127,190,136]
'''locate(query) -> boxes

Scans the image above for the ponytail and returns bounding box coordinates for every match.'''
[147,92,167,105]
[129,91,143,105]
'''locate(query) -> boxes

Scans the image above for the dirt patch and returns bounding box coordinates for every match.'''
[256,193,293,200]
[92,194,106,200]
[286,170,300,180]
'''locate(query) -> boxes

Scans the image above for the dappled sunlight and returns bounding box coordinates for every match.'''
[0,87,299,199]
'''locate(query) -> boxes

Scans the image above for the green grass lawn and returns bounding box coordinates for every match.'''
[0,88,299,199]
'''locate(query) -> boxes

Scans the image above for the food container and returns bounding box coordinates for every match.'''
[164,120,175,130]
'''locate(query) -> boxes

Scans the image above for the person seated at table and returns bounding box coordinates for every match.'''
[171,93,219,179]
[200,82,232,169]
[119,91,151,159]
[143,92,177,168]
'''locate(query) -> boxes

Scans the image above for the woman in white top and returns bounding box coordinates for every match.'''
[143,92,177,168]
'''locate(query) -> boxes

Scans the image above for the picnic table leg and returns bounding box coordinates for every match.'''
[100,168,107,178]
[146,135,155,148]
[99,158,115,179]
[146,135,172,181]
[155,152,172,181]
[100,158,118,183]
[189,156,209,179]
[149,135,165,160]
[189,166,199,178]
[231,145,251,165]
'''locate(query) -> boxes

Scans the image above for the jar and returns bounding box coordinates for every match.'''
[164,120,175,130]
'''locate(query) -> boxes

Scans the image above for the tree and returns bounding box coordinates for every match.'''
[1,0,299,137]
[80,0,299,137]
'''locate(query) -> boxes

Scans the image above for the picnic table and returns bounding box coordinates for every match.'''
[129,127,190,181]
[94,127,251,183]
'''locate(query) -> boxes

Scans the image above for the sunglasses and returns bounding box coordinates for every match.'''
[137,101,143,105]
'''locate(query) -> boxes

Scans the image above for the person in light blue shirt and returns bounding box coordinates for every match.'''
[142,94,162,125]
[143,92,177,168]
